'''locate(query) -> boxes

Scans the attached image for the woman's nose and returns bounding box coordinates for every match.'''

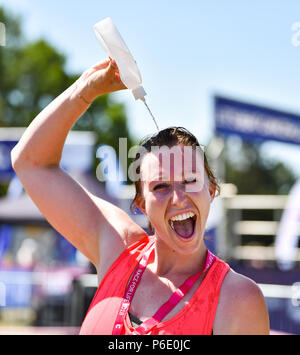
[170,186,186,207]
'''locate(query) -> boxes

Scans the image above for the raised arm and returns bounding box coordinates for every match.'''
[11,58,146,268]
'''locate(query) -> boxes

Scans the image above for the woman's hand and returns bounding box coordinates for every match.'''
[75,57,127,103]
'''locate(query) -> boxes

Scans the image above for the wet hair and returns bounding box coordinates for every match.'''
[130,127,220,232]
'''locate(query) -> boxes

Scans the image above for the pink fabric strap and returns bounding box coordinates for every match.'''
[112,243,216,335]
[112,242,155,335]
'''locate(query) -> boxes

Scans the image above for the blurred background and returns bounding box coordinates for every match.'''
[0,0,300,335]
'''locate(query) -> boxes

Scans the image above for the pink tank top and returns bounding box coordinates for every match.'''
[79,236,230,335]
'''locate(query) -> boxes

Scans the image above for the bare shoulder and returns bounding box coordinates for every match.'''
[90,194,146,246]
[213,269,270,335]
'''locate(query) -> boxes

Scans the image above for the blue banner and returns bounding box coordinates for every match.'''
[215,96,300,145]
[0,135,95,180]
[0,141,17,179]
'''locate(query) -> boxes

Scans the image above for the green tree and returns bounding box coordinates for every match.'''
[224,140,296,195]
[0,6,134,196]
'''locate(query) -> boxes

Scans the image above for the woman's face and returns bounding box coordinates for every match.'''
[138,144,215,256]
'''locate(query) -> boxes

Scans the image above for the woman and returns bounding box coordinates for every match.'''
[11,58,270,335]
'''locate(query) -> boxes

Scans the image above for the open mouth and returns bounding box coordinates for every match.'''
[168,212,197,239]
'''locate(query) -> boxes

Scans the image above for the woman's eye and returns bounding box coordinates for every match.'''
[153,184,169,191]
[184,178,197,184]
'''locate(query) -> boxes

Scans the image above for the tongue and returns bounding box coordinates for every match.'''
[173,218,194,239]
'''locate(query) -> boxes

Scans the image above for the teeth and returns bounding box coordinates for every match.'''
[170,212,195,222]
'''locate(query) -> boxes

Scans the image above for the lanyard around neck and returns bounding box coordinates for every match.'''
[112,242,216,335]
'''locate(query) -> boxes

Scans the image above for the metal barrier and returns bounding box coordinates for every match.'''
[222,194,300,263]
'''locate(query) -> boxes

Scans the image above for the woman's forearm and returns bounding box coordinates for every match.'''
[11,82,90,169]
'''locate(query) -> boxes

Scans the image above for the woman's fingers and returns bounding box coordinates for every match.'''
[92,59,111,70]
[92,57,116,72]
[77,57,127,100]
[115,72,127,89]
[102,59,127,90]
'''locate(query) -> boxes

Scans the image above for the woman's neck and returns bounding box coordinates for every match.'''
[149,237,207,277]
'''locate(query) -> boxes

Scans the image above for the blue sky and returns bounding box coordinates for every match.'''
[1,0,300,177]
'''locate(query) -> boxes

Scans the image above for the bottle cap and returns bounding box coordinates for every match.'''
[132,85,147,101]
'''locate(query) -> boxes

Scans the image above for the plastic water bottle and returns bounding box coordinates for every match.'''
[93,17,159,131]
[93,17,146,101]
